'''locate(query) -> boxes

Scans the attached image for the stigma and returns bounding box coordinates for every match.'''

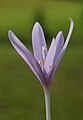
[42,46,46,60]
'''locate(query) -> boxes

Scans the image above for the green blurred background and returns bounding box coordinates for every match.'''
[0,0,83,120]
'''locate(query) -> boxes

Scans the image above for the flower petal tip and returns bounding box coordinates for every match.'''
[59,31,63,34]
[69,17,74,25]
[32,22,41,34]
[8,30,15,44]
[34,22,40,28]
[8,30,14,37]
[58,31,63,36]
[56,31,64,42]
[8,30,12,35]
[8,30,12,40]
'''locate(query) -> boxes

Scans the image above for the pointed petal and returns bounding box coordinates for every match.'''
[8,30,45,86]
[44,31,64,73]
[51,17,74,79]
[32,22,47,69]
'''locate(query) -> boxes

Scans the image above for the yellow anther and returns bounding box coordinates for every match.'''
[38,60,42,65]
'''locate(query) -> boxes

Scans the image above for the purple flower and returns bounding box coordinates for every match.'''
[8,17,74,120]
[8,17,74,90]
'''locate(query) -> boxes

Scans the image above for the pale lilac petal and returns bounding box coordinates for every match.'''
[51,49,65,81]
[32,22,47,69]
[8,30,46,86]
[44,31,64,73]
[63,17,74,49]
[51,17,74,79]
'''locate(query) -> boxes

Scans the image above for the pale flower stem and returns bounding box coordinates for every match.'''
[44,88,51,120]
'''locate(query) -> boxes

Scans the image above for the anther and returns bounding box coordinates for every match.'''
[38,60,42,65]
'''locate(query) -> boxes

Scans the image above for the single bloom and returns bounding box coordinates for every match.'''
[8,17,74,90]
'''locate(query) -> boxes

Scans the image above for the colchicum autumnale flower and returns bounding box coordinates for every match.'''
[8,17,74,120]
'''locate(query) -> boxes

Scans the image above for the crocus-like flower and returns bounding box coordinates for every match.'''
[8,17,74,120]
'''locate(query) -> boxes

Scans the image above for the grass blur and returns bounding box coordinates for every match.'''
[0,0,83,120]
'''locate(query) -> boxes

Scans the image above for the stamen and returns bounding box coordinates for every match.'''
[38,60,42,65]
[38,46,46,66]
[42,46,46,60]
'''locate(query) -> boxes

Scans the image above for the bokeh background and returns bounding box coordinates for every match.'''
[0,0,83,120]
